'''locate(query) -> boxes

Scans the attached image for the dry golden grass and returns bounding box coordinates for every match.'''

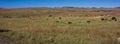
[0,8,120,44]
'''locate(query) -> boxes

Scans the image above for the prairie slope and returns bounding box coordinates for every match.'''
[0,8,120,44]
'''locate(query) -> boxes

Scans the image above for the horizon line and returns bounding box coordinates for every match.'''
[0,6,120,9]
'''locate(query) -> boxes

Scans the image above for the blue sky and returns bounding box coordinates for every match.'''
[0,0,120,8]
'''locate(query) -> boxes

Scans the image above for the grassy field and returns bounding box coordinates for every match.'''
[0,8,120,44]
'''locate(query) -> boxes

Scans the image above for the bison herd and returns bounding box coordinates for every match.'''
[0,29,10,32]
[101,17,117,21]
[55,16,118,24]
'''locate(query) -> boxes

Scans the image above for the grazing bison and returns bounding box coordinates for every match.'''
[56,21,59,23]
[87,21,91,23]
[3,16,12,18]
[101,18,107,21]
[68,22,72,24]
[111,17,117,21]
[48,15,52,17]
[58,17,62,19]
[0,29,10,32]
[101,18,105,21]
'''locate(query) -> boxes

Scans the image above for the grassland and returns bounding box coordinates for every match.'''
[0,8,120,44]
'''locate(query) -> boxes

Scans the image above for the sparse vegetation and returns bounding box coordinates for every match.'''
[0,8,120,44]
